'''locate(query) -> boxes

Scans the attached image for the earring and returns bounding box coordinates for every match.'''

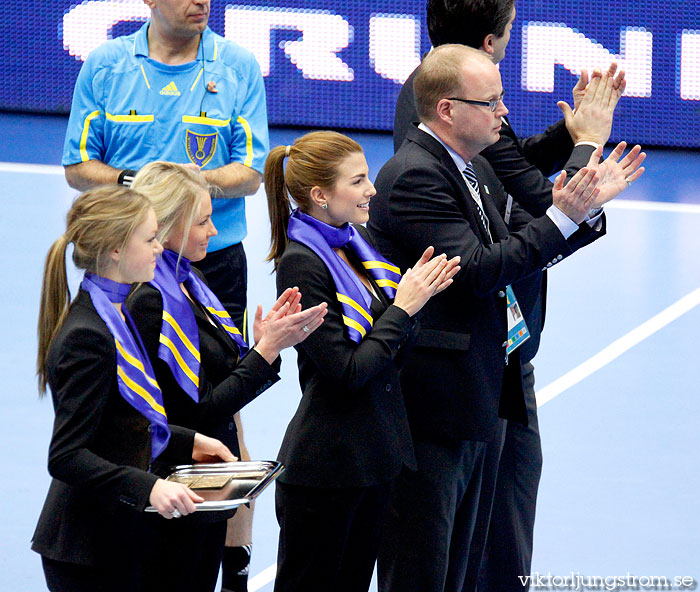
[321,203,328,210]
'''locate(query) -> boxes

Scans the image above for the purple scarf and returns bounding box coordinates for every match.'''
[149,249,248,401]
[81,273,170,461]
[287,209,401,343]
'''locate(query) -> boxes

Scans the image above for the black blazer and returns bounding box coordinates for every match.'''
[393,65,595,217]
[496,182,606,364]
[274,227,417,488]
[369,126,602,443]
[32,289,195,566]
[127,278,281,463]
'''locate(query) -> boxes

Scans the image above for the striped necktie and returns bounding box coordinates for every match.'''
[462,162,491,240]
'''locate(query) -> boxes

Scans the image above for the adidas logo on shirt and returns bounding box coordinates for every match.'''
[160,81,181,96]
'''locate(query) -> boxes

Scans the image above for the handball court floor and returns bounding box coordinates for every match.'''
[1,112,700,591]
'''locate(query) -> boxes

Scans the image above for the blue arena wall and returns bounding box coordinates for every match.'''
[2,0,699,147]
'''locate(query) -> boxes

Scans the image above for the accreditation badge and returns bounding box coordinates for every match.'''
[185,130,217,167]
[505,284,530,356]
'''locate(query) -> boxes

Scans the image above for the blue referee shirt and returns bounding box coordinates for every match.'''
[62,22,269,251]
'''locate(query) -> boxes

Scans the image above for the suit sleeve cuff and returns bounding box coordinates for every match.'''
[162,425,197,465]
[239,348,282,390]
[585,207,604,230]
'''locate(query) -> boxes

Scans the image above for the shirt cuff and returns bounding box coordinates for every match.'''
[586,207,604,230]
[546,205,579,239]
[574,141,600,149]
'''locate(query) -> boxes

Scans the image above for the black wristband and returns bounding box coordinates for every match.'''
[117,169,138,187]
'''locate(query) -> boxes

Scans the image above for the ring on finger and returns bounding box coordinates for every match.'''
[171,508,181,519]
[302,325,310,333]
[625,177,632,187]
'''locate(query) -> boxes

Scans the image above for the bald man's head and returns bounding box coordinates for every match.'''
[413,44,508,160]
[414,45,495,124]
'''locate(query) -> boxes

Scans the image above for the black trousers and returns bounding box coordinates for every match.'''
[461,418,507,592]
[43,518,227,592]
[378,438,487,592]
[274,480,392,592]
[143,517,228,592]
[41,509,159,592]
[470,362,543,591]
[194,242,248,340]
[42,556,104,592]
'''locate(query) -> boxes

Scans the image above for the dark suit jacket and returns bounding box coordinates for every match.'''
[127,275,280,459]
[496,186,606,364]
[369,126,601,443]
[274,227,417,488]
[394,66,595,217]
[32,289,195,566]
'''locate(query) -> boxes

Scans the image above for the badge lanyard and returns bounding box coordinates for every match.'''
[463,177,529,357]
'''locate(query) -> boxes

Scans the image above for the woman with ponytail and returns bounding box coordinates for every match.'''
[265,131,461,592]
[32,186,234,592]
[126,162,327,592]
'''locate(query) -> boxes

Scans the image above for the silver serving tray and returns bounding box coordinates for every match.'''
[145,460,284,512]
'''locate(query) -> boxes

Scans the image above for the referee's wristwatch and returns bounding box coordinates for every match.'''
[117,169,138,187]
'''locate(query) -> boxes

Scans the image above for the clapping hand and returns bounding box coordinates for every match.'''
[571,62,626,112]
[252,290,328,364]
[585,142,646,208]
[393,246,461,317]
[253,287,302,344]
[559,63,626,145]
[551,167,601,225]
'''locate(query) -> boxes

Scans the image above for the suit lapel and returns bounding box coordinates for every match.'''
[191,298,241,358]
[407,126,494,245]
[481,192,507,242]
[368,276,389,313]
[472,157,509,242]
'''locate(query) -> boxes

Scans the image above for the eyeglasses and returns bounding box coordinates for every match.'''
[446,92,505,112]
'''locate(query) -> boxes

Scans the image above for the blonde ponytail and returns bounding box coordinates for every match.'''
[37,235,71,394]
[36,186,152,395]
